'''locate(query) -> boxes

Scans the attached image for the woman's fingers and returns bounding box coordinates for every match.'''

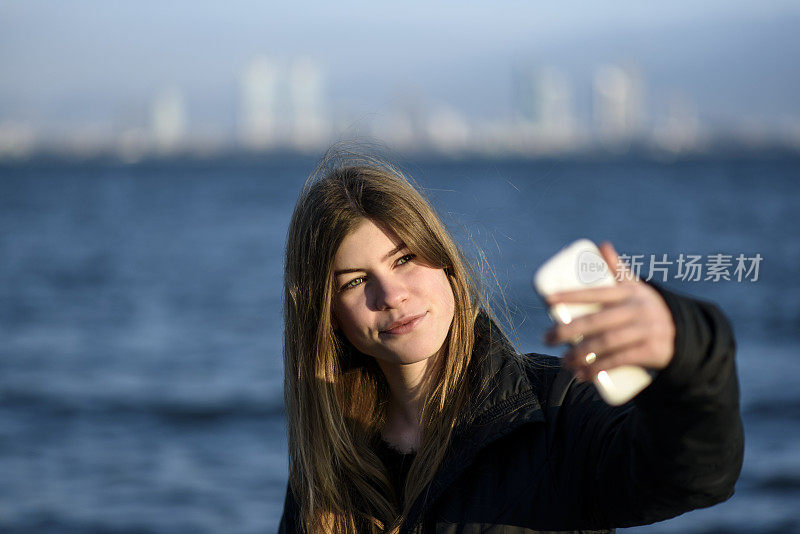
[541,241,676,379]
[563,323,645,370]
[545,303,636,346]
[598,241,637,282]
[566,299,675,379]
[572,344,643,381]
[545,282,634,306]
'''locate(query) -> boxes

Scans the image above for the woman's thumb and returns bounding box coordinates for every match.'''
[599,241,634,282]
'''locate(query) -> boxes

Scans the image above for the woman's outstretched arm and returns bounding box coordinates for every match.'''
[544,247,744,528]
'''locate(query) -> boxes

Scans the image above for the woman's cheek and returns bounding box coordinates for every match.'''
[433,271,455,315]
[334,298,370,341]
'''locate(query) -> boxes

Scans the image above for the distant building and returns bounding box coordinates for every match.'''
[151,86,186,153]
[369,110,416,151]
[239,56,278,150]
[0,121,36,158]
[288,57,328,151]
[593,64,645,148]
[512,65,576,152]
[653,92,700,153]
[367,90,427,152]
[425,105,470,153]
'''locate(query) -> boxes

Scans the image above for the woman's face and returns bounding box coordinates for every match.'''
[331,218,455,365]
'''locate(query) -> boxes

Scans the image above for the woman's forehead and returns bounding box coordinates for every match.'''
[333,219,404,268]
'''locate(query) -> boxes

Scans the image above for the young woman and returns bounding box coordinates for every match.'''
[278,152,743,534]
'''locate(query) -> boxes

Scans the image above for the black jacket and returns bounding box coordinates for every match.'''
[278,282,744,533]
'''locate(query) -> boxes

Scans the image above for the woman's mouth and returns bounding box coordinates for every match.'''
[380,312,427,335]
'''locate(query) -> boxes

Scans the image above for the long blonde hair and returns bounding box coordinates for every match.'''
[283,149,497,533]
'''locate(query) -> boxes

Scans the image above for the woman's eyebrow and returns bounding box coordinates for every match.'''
[334,242,407,276]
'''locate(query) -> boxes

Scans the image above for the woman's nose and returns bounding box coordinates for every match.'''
[371,275,409,309]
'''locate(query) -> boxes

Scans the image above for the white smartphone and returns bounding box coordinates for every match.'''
[533,239,652,405]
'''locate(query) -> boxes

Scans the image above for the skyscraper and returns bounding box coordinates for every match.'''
[288,57,328,151]
[151,86,186,154]
[512,64,576,152]
[593,64,645,148]
[239,56,278,150]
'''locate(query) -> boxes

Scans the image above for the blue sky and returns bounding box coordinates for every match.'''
[1,1,798,135]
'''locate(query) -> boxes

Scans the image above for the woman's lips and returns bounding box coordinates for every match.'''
[381,313,427,335]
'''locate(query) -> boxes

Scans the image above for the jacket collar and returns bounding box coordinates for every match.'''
[401,312,545,533]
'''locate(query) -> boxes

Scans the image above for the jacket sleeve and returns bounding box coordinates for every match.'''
[278,483,302,533]
[548,281,744,529]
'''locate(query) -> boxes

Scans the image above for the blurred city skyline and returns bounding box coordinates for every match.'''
[1,1,799,159]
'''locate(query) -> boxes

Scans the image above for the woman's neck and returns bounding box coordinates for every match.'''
[376,358,432,452]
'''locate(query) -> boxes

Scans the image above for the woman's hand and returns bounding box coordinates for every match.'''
[543,242,676,381]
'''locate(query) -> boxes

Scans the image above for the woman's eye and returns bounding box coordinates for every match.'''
[342,277,364,290]
[396,253,416,266]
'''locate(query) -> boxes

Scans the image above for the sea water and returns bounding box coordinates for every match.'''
[1,154,797,533]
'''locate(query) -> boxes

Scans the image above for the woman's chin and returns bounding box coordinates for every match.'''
[373,348,440,367]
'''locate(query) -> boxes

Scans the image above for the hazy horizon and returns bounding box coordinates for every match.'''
[2,2,799,148]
